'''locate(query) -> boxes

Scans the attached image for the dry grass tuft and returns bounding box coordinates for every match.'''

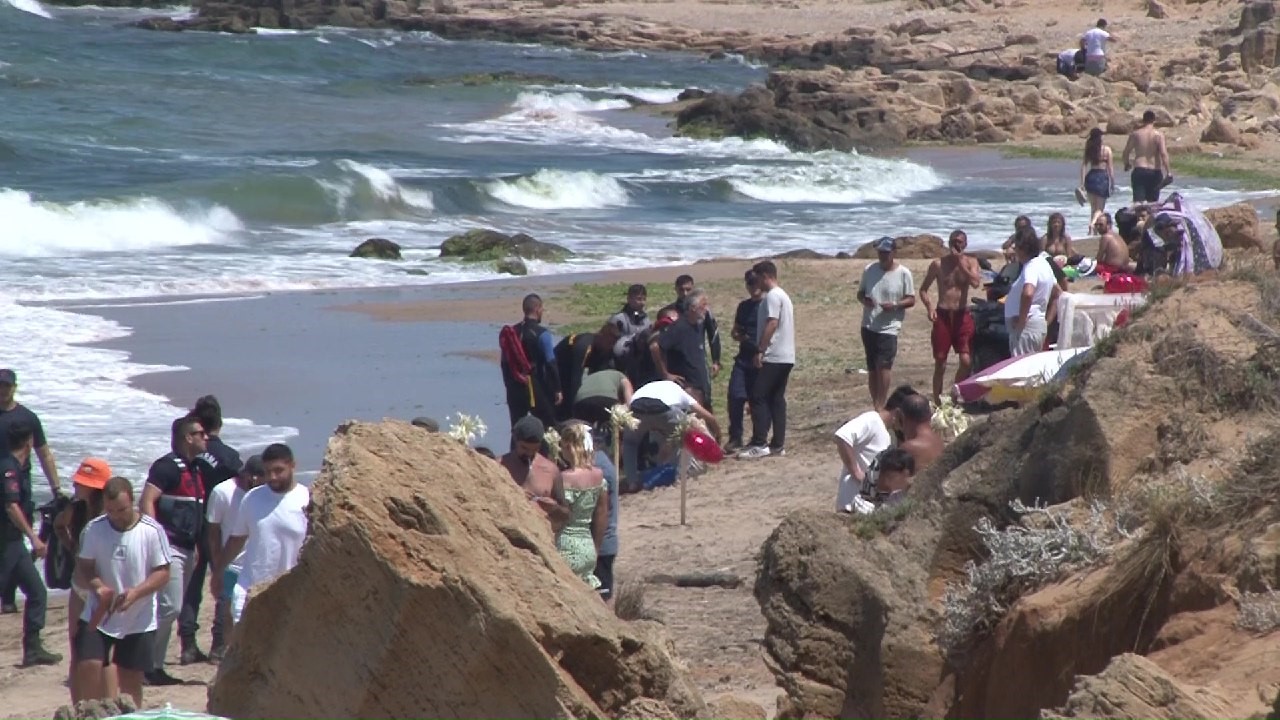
[613,580,662,622]
[1151,325,1280,411]
[1218,428,1280,521]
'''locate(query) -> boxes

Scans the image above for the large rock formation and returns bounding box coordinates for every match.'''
[754,280,1280,719]
[1204,202,1266,250]
[1042,654,1234,719]
[208,421,704,719]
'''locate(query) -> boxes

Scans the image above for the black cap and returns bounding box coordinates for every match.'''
[0,369,15,385]
[240,454,265,479]
[512,415,545,443]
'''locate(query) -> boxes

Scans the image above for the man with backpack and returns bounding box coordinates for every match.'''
[138,414,209,686]
[500,294,562,430]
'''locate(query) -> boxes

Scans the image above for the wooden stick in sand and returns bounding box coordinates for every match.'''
[679,452,687,526]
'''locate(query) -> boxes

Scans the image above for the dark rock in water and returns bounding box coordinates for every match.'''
[677,88,710,101]
[835,251,853,259]
[775,249,833,259]
[440,229,572,262]
[495,257,529,276]
[350,238,403,260]
[404,71,564,87]
[44,0,174,5]
[53,697,138,720]
[135,14,255,33]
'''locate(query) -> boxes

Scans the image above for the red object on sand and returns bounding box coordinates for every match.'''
[683,430,724,464]
[1104,274,1148,294]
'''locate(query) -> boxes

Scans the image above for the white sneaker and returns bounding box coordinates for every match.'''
[737,445,771,460]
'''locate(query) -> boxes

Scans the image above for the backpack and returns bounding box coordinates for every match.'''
[499,323,534,385]
[38,496,74,590]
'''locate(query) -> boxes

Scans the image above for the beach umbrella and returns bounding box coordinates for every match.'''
[954,347,1091,405]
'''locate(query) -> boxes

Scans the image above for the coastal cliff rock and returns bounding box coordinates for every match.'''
[852,234,947,259]
[1204,202,1265,250]
[754,280,1280,719]
[439,229,572,262]
[1041,654,1234,719]
[208,421,704,719]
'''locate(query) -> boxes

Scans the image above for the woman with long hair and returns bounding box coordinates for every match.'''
[55,458,116,703]
[554,422,609,591]
[1042,212,1078,263]
[1081,128,1114,234]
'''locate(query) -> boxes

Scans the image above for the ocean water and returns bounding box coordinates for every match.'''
[0,0,1269,498]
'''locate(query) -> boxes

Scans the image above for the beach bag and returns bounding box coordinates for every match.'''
[499,323,534,385]
[38,496,73,590]
[641,463,677,490]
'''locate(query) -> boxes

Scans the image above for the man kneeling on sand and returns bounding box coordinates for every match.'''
[74,477,172,706]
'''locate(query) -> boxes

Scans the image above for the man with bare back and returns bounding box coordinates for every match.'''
[1122,110,1171,203]
[919,230,983,404]
[1094,213,1135,274]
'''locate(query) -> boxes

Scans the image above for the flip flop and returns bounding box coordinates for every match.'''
[1073,186,1087,205]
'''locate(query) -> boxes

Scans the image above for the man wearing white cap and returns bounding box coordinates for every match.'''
[857,237,916,410]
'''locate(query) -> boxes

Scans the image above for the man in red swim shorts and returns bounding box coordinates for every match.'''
[919,230,984,404]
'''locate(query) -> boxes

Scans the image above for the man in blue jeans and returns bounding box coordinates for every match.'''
[725,270,763,454]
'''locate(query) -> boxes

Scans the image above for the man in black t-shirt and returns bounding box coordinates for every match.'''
[0,423,61,666]
[178,395,242,665]
[726,271,764,453]
[139,414,208,686]
[658,289,714,408]
[0,370,64,614]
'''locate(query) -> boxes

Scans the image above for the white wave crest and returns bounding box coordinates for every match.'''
[727,154,946,204]
[4,0,51,18]
[483,169,630,210]
[513,91,631,114]
[0,189,243,257]
[323,159,435,214]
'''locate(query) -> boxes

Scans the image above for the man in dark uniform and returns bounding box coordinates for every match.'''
[178,395,242,665]
[0,422,61,666]
[0,369,64,615]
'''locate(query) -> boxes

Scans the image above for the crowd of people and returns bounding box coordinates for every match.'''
[0,377,309,708]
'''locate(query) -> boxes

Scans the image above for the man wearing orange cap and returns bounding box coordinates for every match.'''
[58,457,115,702]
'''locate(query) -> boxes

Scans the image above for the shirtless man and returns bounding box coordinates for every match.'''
[1094,213,1135,274]
[896,394,944,472]
[1121,110,1171,203]
[499,416,569,529]
[919,230,983,404]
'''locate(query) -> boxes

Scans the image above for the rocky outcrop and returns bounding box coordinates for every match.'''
[350,237,403,260]
[1041,654,1234,719]
[439,229,572,262]
[1204,202,1265,250]
[1200,116,1243,145]
[852,233,948,259]
[208,422,704,719]
[53,697,138,720]
[755,510,945,719]
[756,281,1280,719]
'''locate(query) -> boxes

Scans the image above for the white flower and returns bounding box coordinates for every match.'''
[543,427,562,463]
[445,413,488,445]
[608,404,639,432]
[668,413,707,443]
[931,398,970,442]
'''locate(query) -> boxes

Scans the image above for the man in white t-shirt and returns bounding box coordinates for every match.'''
[833,385,918,514]
[740,260,796,460]
[1005,234,1061,356]
[203,454,263,661]
[625,379,721,477]
[858,237,916,410]
[1081,18,1112,76]
[74,477,172,706]
[212,443,309,625]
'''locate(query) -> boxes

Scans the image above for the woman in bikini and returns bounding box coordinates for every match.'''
[1080,128,1114,235]
[1042,212,1080,265]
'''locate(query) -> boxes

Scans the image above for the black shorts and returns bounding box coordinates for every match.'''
[861,327,899,370]
[74,621,155,671]
[1131,167,1164,203]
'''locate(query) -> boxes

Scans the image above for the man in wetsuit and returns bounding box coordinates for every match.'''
[0,423,61,666]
